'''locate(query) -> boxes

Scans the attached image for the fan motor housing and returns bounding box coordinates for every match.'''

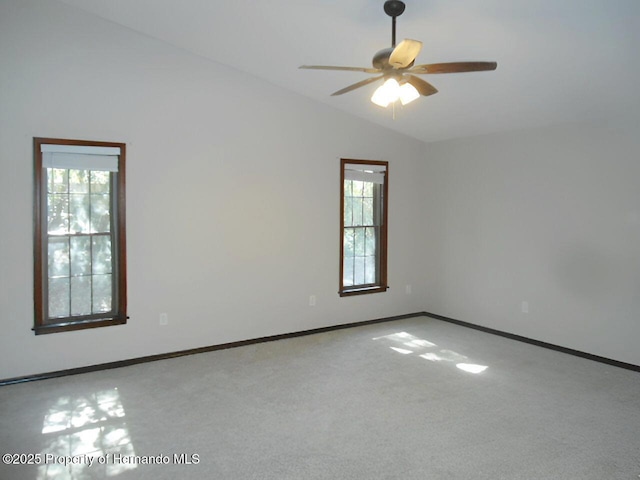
[372,48,393,69]
[372,47,413,70]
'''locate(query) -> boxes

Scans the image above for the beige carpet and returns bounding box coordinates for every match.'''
[1,316,639,479]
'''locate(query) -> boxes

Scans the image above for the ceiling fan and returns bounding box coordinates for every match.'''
[299,0,497,108]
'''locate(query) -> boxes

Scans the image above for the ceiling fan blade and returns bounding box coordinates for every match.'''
[389,39,423,69]
[405,75,438,96]
[330,75,384,96]
[409,61,497,74]
[299,65,382,74]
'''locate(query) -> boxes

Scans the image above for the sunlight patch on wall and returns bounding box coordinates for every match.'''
[38,387,136,479]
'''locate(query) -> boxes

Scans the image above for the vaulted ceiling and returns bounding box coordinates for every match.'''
[59,0,640,143]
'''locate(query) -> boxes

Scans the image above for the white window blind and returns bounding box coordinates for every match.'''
[344,163,386,184]
[41,144,120,172]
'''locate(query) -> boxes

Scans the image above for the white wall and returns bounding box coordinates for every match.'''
[421,119,640,365]
[2,0,638,381]
[0,0,426,379]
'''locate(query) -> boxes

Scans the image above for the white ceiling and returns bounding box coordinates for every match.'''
[58,0,640,143]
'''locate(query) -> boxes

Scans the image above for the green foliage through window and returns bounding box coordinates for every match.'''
[339,159,388,296]
[34,138,127,334]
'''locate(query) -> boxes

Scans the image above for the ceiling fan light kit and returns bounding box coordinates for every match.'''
[371,78,420,107]
[300,0,497,111]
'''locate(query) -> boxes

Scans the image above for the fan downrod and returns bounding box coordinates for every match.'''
[384,0,405,47]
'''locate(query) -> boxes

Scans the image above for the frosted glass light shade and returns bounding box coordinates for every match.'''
[399,82,420,105]
[371,78,400,107]
[371,78,420,107]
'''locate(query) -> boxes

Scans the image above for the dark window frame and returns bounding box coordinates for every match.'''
[33,137,127,334]
[339,158,389,297]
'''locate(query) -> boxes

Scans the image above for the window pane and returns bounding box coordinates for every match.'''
[363,197,373,225]
[69,170,89,193]
[344,195,353,227]
[343,228,354,258]
[90,171,110,194]
[49,277,70,319]
[343,257,354,287]
[69,194,90,233]
[48,169,68,193]
[344,180,352,197]
[352,180,363,197]
[354,228,365,256]
[354,257,365,285]
[71,276,92,316]
[365,255,376,284]
[48,237,69,278]
[351,198,363,226]
[70,236,91,276]
[363,181,373,197]
[91,194,111,233]
[48,194,69,234]
[92,236,112,274]
[365,227,377,256]
[93,274,112,313]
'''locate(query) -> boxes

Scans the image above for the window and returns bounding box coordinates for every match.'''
[339,159,388,296]
[33,138,127,334]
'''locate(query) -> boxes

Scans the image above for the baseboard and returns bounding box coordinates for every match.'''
[0,312,423,386]
[2,310,637,386]
[423,311,640,373]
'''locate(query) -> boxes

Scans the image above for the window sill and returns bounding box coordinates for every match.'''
[33,315,127,335]
[339,285,389,297]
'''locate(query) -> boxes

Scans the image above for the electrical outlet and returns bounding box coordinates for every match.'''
[521,301,529,314]
[159,313,168,325]
[309,295,316,307]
